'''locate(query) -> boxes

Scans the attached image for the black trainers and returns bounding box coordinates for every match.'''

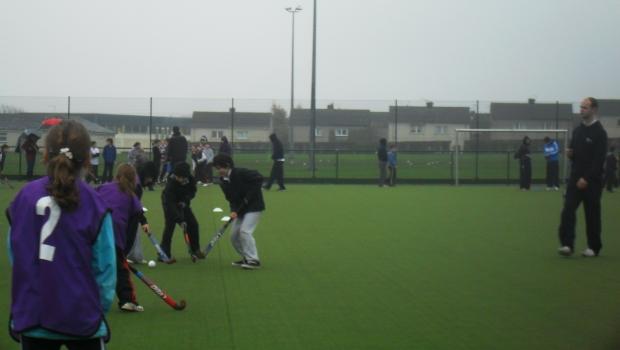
[232,259,246,267]
[194,251,206,259]
[241,260,261,270]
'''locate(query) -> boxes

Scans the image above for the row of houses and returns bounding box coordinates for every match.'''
[1,99,619,151]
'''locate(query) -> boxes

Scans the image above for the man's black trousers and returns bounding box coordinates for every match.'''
[265,160,285,190]
[558,182,603,254]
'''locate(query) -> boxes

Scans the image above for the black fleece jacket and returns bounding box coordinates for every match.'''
[219,167,265,215]
[569,120,607,184]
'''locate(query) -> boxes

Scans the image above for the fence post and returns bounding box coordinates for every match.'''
[335,149,339,180]
[506,151,511,185]
[230,98,235,154]
[149,97,153,154]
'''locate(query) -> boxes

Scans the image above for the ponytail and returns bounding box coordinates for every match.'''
[44,120,91,210]
[46,153,80,210]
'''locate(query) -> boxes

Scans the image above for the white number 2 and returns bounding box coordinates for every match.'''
[36,196,61,262]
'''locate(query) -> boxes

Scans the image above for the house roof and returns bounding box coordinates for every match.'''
[490,102,574,121]
[388,106,471,124]
[598,99,620,116]
[0,113,114,134]
[77,114,192,128]
[290,108,374,127]
[192,112,272,129]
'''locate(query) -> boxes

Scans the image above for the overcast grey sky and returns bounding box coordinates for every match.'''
[1,0,619,105]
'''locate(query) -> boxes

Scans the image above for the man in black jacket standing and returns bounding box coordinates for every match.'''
[167,126,188,167]
[558,97,607,257]
[263,133,286,191]
[213,154,265,270]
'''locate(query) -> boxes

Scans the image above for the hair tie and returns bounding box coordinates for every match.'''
[59,147,73,160]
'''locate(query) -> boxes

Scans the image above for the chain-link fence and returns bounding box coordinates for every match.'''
[1,96,618,184]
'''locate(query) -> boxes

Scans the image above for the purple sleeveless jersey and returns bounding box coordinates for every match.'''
[96,182,142,251]
[8,177,109,337]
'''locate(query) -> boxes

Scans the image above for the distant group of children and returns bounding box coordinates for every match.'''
[515,135,618,192]
[6,120,267,349]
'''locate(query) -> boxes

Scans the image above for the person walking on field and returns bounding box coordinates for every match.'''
[87,141,100,184]
[152,139,162,185]
[263,133,286,191]
[213,154,265,270]
[543,136,560,190]
[514,136,532,190]
[218,136,232,156]
[377,138,388,187]
[387,144,397,187]
[7,120,116,349]
[557,97,607,257]
[21,134,39,180]
[97,164,150,312]
[167,126,188,168]
[102,138,117,182]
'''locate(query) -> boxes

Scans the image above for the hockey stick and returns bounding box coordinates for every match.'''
[180,222,198,262]
[203,216,234,257]
[177,204,198,262]
[127,263,186,311]
[146,232,176,264]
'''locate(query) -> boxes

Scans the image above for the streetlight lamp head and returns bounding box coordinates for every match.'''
[285,7,292,11]
[295,6,302,11]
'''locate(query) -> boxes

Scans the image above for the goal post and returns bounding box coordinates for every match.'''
[454,128,569,186]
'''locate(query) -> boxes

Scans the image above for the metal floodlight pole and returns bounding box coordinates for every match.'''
[67,96,71,120]
[309,0,317,178]
[149,97,153,154]
[230,98,235,154]
[475,100,480,181]
[286,6,302,151]
[394,99,398,146]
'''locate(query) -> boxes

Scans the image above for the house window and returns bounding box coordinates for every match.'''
[235,130,248,140]
[410,125,424,134]
[434,125,447,135]
[315,128,322,137]
[514,122,526,130]
[335,128,348,137]
[211,130,224,139]
[0,130,6,143]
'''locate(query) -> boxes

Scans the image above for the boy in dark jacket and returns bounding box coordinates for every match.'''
[263,133,286,191]
[160,162,201,261]
[213,154,265,270]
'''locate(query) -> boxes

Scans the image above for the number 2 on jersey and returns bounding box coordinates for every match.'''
[36,196,61,261]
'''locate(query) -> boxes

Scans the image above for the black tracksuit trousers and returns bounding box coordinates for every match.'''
[558,182,603,254]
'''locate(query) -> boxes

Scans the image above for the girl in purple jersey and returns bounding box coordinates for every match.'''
[97,164,149,312]
[7,120,116,350]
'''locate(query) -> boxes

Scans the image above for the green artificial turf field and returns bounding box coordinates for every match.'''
[1,183,619,349]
